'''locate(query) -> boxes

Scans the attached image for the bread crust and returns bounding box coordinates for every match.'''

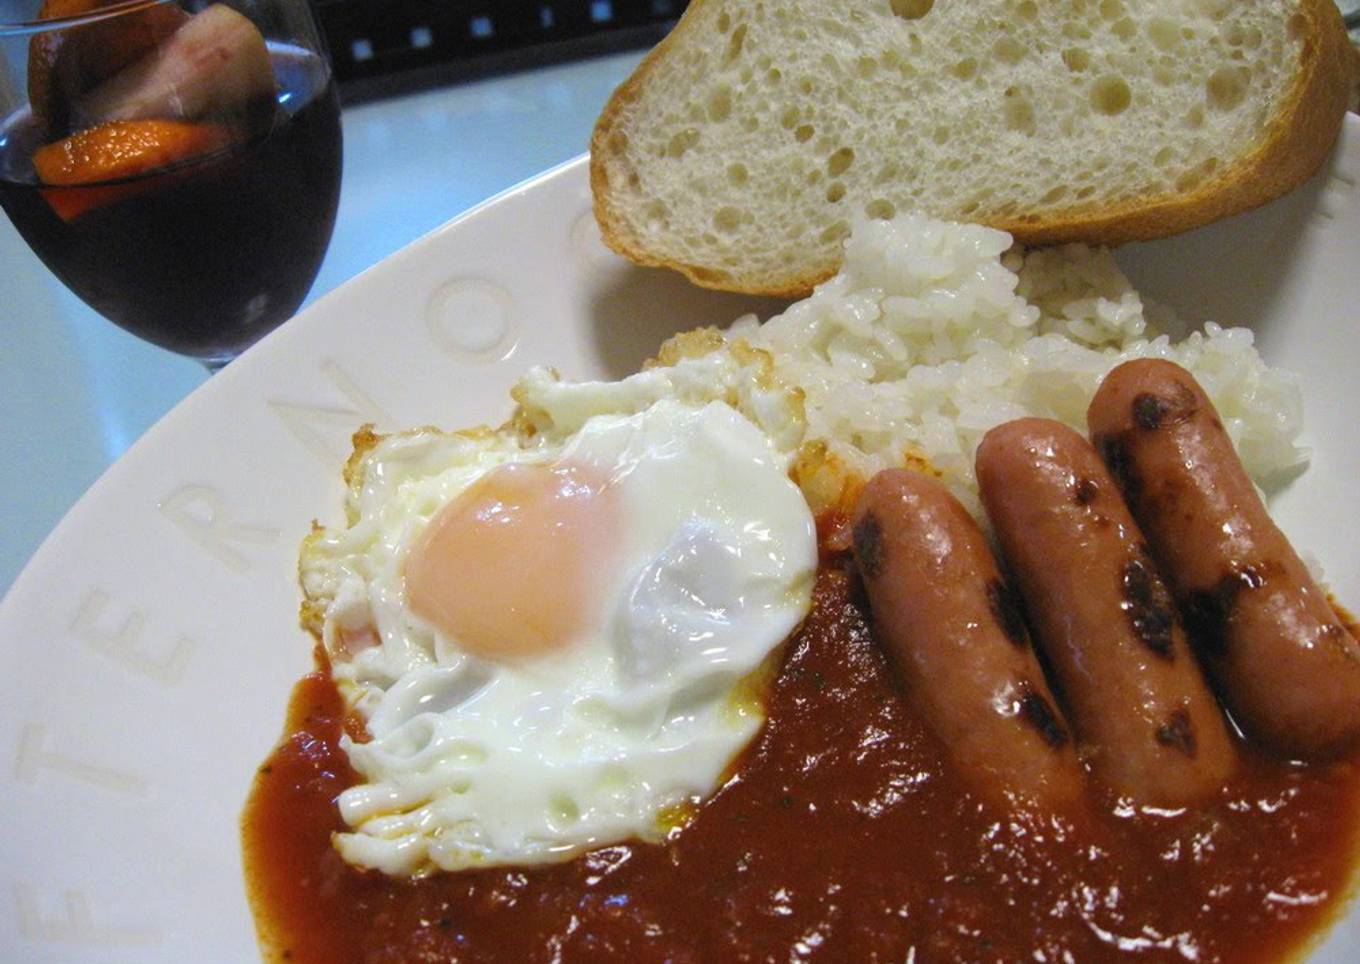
[591,0,1356,299]
[589,0,806,292]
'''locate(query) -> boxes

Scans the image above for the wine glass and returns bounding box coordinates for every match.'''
[0,0,342,371]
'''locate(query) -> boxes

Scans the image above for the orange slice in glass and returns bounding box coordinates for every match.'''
[33,118,233,220]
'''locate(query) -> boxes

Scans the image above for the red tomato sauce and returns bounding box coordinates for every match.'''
[242,558,1360,962]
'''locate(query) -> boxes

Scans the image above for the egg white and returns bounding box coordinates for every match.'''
[300,397,817,875]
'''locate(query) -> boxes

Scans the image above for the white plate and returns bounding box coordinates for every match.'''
[2,116,1358,962]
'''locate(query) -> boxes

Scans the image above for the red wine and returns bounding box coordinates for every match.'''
[0,46,341,364]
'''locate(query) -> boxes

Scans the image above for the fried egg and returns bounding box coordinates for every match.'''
[299,396,817,876]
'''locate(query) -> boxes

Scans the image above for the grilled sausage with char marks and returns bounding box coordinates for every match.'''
[851,468,1084,811]
[977,418,1237,805]
[1088,358,1360,759]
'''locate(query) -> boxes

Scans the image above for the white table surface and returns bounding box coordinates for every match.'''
[0,49,646,597]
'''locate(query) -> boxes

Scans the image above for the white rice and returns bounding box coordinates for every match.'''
[729,214,1305,515]
[516,212,1304,519]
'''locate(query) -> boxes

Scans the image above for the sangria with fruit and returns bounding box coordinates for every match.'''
[0,0,341,368]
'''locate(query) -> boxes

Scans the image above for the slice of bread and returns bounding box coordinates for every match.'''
[591,0,1356,297]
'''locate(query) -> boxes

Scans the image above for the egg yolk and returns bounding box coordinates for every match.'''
[405,460,619,662]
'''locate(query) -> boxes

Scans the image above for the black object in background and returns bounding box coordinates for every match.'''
[312,0,687,102]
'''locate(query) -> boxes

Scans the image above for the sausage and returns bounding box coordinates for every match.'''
[976,418,1237,806]
[1088,358,1360,759]
[851,468,1084,811]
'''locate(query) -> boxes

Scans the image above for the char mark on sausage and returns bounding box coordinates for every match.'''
[1132,384,1198,431]
[852,511,885,580]
[1018,683,1069,749]
[987,579,1030,648]
[1182,564,1269,656]
[1121,554,1176,659]
[1097,434,1141,503]
[1156,706,1198,758]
